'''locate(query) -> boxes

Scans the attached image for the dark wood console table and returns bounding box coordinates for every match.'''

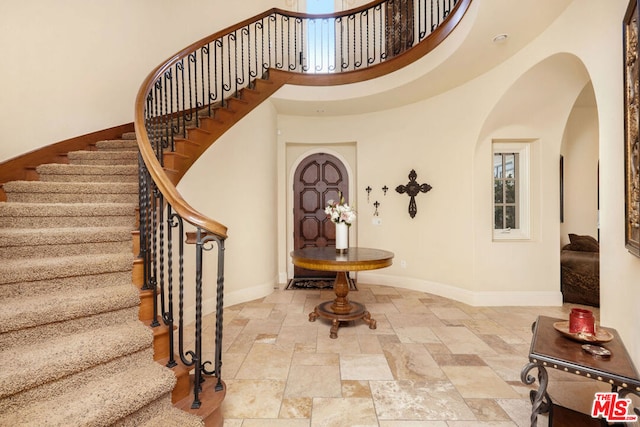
[521,315,640,426]
[290,247,393,339]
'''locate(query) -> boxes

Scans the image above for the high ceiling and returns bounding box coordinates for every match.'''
[270,0,574,116]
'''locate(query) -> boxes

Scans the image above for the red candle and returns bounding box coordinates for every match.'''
[569,308,595,335]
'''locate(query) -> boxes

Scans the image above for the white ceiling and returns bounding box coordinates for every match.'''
[270,0,574,116]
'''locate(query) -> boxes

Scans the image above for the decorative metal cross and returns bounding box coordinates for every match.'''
[373,200,380,216]
[395,169,432,218]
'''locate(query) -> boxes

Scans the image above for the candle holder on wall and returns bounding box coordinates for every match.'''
[365,186,372,203]
[373,201,380,216]
[395,169,432,218]
[382,185,389,196]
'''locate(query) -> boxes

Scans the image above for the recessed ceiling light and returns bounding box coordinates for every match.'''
[492,34,509,43]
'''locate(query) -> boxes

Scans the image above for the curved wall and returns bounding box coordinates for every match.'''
[275,1,640,363]
[180,102,280,307]
[0,0,291,162]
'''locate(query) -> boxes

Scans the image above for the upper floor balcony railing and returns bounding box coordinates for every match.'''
[134,0,470,412]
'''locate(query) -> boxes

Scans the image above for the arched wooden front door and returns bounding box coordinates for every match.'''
[293,153,349,278]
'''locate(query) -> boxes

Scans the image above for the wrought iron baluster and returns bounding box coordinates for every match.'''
[150,184,160,328]
[203,44,212,117]
[157,190,166,329]
[165,206,177,369]
[191,228,205,409]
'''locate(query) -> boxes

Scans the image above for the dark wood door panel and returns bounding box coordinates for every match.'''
[293,153,348,277]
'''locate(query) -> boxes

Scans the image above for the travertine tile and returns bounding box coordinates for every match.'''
[341,380,371,398]
[279,397,313,418]
[339,353,394,380]
[241,419,311,427]
[382,343,447,381]
[213,284,596,426]
[311,397,378,427]
[393,325,441,344]
[284,364,342,398]
[370,380,475,420]
[431,326,498,355]
[379,422,448,427]
[465,398,512,421]
[441,366,520,399]
[235,342,293,380]
[222,379,286,418]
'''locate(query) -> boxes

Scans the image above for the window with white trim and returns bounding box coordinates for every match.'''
[493,142,530,240]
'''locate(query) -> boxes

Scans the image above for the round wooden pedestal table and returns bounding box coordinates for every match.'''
[290,247,394,339]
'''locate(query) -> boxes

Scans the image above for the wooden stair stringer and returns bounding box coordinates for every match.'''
[161,71,292,185]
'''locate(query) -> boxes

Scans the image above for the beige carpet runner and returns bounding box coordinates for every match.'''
[0,133,203,426]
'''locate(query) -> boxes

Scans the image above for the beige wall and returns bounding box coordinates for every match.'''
[274,1,640,364]
[0,0,290,162]
[560,87,599,246]
[179,102,279,308]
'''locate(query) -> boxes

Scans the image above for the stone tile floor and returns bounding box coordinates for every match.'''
[205,283,613,426]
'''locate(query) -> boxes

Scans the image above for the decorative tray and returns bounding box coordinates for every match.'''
[553,321,614,344]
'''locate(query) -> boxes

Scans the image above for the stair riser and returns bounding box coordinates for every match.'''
[5,193,138,204]
[0,241,131,259]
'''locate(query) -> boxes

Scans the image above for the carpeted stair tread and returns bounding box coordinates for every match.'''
[0,359,177,426]
[0,202,136,218]
[3,181,138,204]
[67,150,138,166]
[4,180,138,196]
[37,164,138,182]
[0,283,139,334]
[0,206,136,228]
[0,306,139,352]
[0,252,133,285]
[0,348,153,415]
[122,131,137,140]
[0,226,133,259]
[0,226,132,247]
[0,320,153,400]
[0,270,132,299]
[94,139,139,151]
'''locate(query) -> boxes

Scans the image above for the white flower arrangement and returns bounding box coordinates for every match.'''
[325,193,356,226]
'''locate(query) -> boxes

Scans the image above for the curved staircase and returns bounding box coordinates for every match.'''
[0,135,204,426]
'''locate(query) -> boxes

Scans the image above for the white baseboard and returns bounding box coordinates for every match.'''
[278,271,288,285]
[183,277,278,320]
[356,272,563,307]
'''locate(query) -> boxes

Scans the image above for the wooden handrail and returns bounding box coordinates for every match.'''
[134,0,471,240]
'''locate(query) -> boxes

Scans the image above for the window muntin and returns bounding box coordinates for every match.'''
[493,152,519,230]
[492,142,530,241]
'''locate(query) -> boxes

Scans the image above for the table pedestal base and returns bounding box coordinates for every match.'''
[309,301,376,339]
